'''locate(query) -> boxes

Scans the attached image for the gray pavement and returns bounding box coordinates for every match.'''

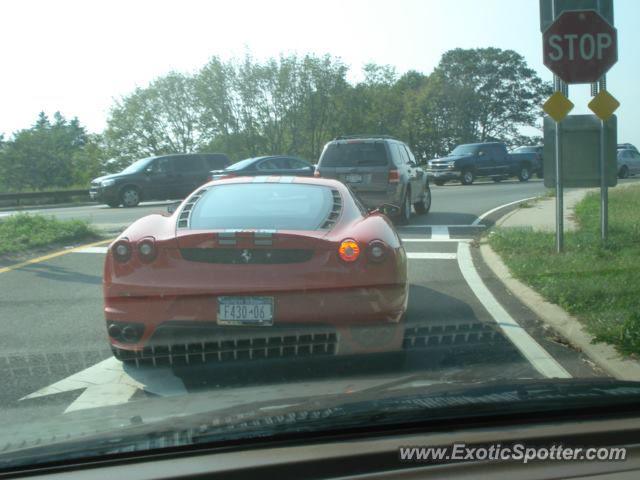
[0,178,610,426]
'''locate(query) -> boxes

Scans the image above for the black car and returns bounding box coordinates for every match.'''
[90,153,230,207]
[208,155,314,180]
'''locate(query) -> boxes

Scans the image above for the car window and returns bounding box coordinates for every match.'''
[203,156,230,170]
[257,158,290,170]
[320,142,389,167]
[150,157,172,174]
[189,183,334,230]
[288,158,310,169]
[174,155,204,172]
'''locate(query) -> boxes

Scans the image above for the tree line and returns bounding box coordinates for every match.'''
[0,47,549,192]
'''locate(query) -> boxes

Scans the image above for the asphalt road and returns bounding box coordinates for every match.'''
[0,178,607,428]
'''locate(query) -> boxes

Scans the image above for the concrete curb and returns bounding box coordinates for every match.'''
[479,241,640,382]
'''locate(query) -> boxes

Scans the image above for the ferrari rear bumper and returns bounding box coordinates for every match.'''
[105,284,408,360]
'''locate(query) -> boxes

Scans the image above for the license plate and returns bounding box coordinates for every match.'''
[217,296,274,326]
[345,174,363,183]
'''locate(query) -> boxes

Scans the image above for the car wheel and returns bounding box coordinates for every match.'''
[492,177,502,183]
[398,190,412,225]
[434,179,445,186]
[461,169,474,185]
[121,187,140,207]
[619,166,629,179]
[106,201,120,208]
[414,186,431,215]
[518,165,531,182]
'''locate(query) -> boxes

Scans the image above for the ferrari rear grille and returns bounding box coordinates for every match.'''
[320,189,342,230]
[180,248,313,264]
[114,328,338,366]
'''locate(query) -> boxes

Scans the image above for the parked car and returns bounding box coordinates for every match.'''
[208,155,314,180]
[104,177,408,365]
[90,154,230,207]
[427,142,539,185]
[315,135,431,224]
[512,145,544,178]
[617,143,639,153]
[617,149,640,178]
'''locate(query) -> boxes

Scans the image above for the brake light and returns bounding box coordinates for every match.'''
[112,239,132,263]
[388,169,400,183]
[137,238,157,263]
[338,239,360,263]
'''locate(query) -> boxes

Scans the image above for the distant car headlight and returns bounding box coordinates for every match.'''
[101,179,116,187]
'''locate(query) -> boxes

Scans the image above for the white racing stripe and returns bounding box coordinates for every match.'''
[407,252,457,260]
[456,242,571,378]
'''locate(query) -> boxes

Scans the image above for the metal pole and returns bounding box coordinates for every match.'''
[599,76,608,242]
[552,75,564,253]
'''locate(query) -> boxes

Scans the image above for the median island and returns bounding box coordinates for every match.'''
[0,213,99,257]
[488,185,640,357]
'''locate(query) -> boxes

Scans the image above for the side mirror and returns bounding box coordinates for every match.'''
[167,202,181,214]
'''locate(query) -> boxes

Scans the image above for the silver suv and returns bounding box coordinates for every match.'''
[315,135,431,224]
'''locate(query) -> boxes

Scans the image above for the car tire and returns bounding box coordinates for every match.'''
[518,165,531,182]
[619,166,629,179]
[397,189,412,225]
[106,201,120,208]
[461,169,474,185]
[120,186,141,208]
[434,179,445,186]
[414,186,431,215]
[492,177,502,183]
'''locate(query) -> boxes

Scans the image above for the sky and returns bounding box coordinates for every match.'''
[1,0,638,145]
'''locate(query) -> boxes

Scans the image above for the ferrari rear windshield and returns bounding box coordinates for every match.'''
[189,183,335,230]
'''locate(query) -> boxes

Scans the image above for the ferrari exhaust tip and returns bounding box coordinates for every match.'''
[121,325,139,342]
[108,323,122,339]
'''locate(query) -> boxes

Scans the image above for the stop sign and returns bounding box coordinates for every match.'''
[543,10,617,84]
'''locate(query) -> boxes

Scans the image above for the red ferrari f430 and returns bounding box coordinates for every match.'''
[103,177,408,366]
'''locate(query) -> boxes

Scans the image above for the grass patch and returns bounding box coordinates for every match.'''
[488,185,640,357]
[0,213,98,256]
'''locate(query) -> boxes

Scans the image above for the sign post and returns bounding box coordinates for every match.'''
[541,4,618,249]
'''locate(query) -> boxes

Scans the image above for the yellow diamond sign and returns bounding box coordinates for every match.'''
[588,90,620,121]
[543,92,574,122]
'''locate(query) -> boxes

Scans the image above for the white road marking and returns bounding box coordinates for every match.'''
[74,246,108,254]
[472,196,538,226]
[401,238,471,243]
[430,226,449,240]
[399,224,485,228]
[407,252,457,260]
[456,242,571,378]
[21,357,187,413]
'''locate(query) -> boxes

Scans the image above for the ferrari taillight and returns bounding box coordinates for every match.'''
[338,239,360,263]
[137,238,157,263]
[366,240,389,263]
[112,239,132,263]
[388,169,400,183]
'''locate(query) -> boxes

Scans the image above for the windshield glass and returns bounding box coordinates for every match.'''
[0,0,638,473]
[120,157,154,174]
[450,145,478,155]
[226,158,256,171]
[320,142,388,167]
[189,183,334,230]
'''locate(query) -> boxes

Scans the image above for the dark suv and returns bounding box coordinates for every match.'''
[90,153,230,207]
[315,135,431,224]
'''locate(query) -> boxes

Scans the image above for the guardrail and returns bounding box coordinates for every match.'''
[0,189,90,207]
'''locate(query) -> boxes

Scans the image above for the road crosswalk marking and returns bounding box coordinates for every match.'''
[407,252,457,260]
[430,226,449,240]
